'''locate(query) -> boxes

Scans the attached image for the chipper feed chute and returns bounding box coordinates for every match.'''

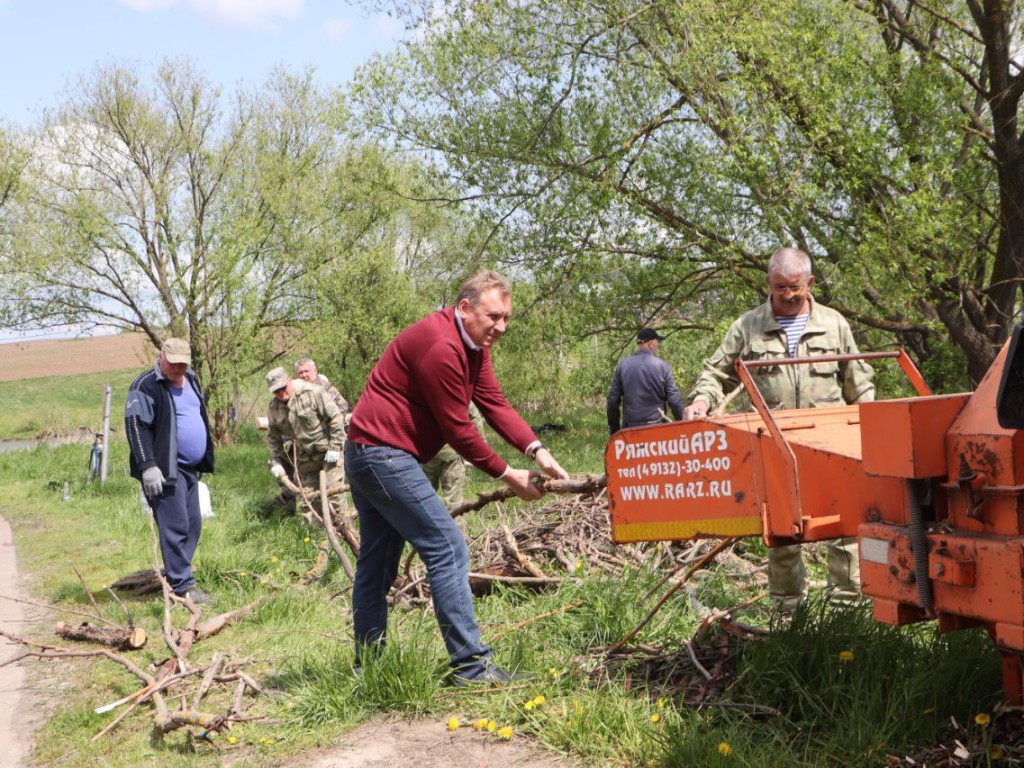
[605,344,1024,702]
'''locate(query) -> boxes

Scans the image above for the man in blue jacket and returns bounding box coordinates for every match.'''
[125,337,215,604]
[607,328,686,434]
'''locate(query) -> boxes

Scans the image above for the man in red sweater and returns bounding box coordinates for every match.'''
[345,270,569,684]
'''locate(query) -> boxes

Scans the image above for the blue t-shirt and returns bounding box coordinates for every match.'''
[171,381,207,466]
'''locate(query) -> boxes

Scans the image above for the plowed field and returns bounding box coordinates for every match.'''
[0,334,151,382]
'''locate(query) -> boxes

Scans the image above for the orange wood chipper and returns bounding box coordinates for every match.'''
[605,330,1024,702]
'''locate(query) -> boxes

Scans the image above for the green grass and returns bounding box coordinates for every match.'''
[0,378,1008,766]
[0,369,139,439]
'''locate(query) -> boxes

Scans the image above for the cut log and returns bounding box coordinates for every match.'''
[55,621,147,650]
[194,599,266,642]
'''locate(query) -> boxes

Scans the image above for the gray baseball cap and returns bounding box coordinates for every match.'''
[266,366,289,393]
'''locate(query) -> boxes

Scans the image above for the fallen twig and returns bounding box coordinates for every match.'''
[609,537,739,654]
[450,474,606,518]
[320,470,355,580]
[490,599,586,641]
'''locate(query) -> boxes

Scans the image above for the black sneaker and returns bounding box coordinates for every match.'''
[452,660,533,687]
[184,588,212,605]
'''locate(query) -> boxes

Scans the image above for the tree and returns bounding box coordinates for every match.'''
[0,61,405,438]
[353,0,1023,388]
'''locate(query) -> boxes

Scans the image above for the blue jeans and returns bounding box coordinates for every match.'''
[148,466,201,595]
[345,441,491,676]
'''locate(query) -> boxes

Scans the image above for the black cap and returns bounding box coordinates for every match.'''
[637,328,665,343]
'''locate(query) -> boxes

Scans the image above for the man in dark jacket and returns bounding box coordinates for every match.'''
[125,338,215,604]
[607,328,686,434]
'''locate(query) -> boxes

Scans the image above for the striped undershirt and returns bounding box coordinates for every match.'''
[775,312,810,355]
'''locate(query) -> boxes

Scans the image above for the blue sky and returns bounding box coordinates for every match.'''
[0,0,406,126]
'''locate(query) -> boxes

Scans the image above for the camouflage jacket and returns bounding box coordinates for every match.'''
[316,373,349,416]
[267,379,345,465]
[688,297,875,412]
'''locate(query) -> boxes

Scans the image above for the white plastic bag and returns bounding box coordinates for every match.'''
[198,480,214,518]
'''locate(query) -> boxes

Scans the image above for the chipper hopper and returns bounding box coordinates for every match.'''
[605,330,1024,702]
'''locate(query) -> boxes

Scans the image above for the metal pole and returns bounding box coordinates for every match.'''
[100,384,111,483]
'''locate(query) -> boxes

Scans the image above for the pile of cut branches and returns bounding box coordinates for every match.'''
[1,535,266,744]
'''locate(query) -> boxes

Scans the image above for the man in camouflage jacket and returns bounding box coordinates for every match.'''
[265,366,347,518]
[684,248,874,610]
[294,357,350,419]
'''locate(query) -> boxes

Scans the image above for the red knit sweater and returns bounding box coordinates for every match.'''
[347,307,537,478]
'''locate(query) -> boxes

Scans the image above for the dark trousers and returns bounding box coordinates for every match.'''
[149,467,201,595]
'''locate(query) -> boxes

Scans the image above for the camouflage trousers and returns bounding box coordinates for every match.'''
[421,445,467,509]
[276,453,349,518]
[768,537,861,611]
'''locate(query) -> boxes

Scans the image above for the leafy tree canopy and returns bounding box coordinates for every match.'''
[353,0,1024,390]
[0,60,479,437]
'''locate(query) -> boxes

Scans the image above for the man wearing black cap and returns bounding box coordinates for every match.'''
[125,337,215,604]
[607,328,686,434]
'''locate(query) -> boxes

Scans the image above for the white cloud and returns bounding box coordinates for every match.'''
[120,0,303,29]
[118,0,303,29]
[373,14,401,39]
[323,16,354,44]
[117,0,179,11]
[189,0,304,30]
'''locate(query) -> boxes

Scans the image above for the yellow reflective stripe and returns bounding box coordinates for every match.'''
[612,516,762,542]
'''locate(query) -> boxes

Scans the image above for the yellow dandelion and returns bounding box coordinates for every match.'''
[497,726,514,740]
[487,720,497,732]
[227,735,238,744]
[575,562,583,572]
[271,555,279,563]
[239,570,247,577]
[259,577,268,585]
[258,736,267,744]
[447,717,460,731]
[718,742,733,756]
[650,713,661,723]
[473,718,489,731]
[265,739,275,745]
[525,701,535,711]
[533,695,546,706]
[656,698,665,709]
[304,537,311,543]
[548,667,561,678]
[975,712,991,726]
[838,650,854,662]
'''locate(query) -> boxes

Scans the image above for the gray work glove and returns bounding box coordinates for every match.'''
[324,450,340,465]
[142,466,165,498]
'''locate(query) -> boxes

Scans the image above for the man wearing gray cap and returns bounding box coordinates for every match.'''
[606,328,686,434]
[265,366,346,519]
[125,337,215,604]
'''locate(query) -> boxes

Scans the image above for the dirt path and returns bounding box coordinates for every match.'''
[306,715,579,768]
[0,516,40,767]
